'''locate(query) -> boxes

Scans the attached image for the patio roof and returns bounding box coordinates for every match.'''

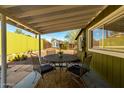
[0,5,106,34]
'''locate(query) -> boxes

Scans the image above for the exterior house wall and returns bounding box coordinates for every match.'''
[51,40,60,48]
[51,41,55,48]
[41,39,50,50]
[86,30,124,88]
[77,31,124,88]
[76,6,124,87]
[89,52,124,88]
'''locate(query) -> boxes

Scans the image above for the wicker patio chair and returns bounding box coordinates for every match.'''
[29,52,56,79]
[67,54,92,87]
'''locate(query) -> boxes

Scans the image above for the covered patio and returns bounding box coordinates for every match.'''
[0,5,123,88]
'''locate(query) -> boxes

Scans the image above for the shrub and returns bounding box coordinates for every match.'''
[8,53,28,62]
[21,54,28,60]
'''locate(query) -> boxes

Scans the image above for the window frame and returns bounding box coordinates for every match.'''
[88,6,124,58]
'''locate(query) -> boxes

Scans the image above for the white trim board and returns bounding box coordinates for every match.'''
[88,49,124,59]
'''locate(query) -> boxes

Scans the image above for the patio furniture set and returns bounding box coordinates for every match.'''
[29,51,92,85]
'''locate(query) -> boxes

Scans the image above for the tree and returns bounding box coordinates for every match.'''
[64,29,80,44]
[51,38,56,42]
[15,28,24,35]
[25,34,32,37]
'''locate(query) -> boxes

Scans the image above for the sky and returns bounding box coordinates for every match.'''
[93,28,111,41]
[0,21,105,42]
[93,28,104,40]
[41,31,70,42]
[0,22,79,42]
[0,22,35,37]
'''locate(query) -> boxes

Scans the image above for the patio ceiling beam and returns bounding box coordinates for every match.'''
[39,23,84,31]
[1,14,7,88]
[0,7,39,34]
[33,16,91,27]
[34,19,89,28]
[17,6,81,18]
[41,25,83,34]
[0,5,19,9]
[6,19,37,34]
[27,6,102,24]
[42,27,81,34]
[85,5,122,30]
[38,21,87,30]
[75,5,122,40]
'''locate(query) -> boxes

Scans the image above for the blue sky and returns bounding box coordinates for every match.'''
[93,28,113,41]
[93,28,104,40]
[0,22,78,42]
[41,31,70,42]
[0,21,105,42]
[0,22,35,37]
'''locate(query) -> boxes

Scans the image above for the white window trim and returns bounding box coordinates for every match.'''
[88,49,124,59]
[88,6,124,58]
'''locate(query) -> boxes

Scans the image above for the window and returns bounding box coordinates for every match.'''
[78,35,83,51]
[91,14,124,52]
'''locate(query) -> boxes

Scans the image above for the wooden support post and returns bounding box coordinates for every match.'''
[1,14,7,88]
[38,34,41,57]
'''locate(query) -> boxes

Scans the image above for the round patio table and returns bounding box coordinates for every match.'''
[43,54,79,63]
[43,54,80,83]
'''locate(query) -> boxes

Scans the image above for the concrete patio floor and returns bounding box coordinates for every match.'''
[0,63,110,88]
[0,49,109,88]
[0,65,33,87]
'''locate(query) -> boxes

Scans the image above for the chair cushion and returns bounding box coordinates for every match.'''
[71,59,81,63]
[67,65,88,76]
[40,64,55,74]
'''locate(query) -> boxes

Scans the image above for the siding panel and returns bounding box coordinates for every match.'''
[106,55,113,86]
[88,52,124,87]
[92,53,124,87]
[112,57,121,87]
[78,30,124,87]
[121,58,124,88]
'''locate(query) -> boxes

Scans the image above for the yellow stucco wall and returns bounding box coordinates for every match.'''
[0,31,45,55]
